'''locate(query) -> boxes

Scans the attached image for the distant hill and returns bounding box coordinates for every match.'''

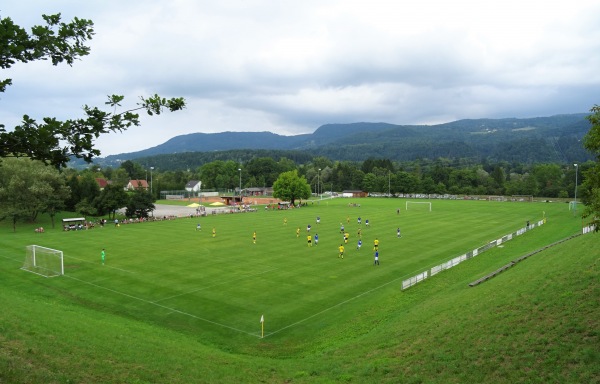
[86,114,592,168]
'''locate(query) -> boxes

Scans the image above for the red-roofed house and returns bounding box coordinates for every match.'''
[96,178,109,190]
[126,179,149,191]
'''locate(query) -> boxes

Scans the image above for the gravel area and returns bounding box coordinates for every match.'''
[116,204,223,218]
[151,204,220,218]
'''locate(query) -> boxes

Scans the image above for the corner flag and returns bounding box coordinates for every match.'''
[260,315,264,338]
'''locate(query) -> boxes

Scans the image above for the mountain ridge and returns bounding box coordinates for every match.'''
[91,113,591,167]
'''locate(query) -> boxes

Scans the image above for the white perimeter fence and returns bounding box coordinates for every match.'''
[402,221,597,290]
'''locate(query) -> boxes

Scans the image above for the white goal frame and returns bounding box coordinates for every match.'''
[405,201,432,212]
[22,245,64,277]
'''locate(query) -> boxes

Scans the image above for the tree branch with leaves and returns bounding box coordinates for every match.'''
[581,104,600,231]
[1,13,185,168]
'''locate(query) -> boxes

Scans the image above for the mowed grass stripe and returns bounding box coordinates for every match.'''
[3,198,580,340]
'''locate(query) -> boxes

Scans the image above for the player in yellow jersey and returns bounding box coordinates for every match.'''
[212,228,216,238]
[338,244,345,259]
[253,231,256,244]
[307,234,312,247]
[296,227,300,237]
[373,238,379,251]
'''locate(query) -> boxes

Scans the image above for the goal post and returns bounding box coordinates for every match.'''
[405,201,432,212]
[22,245,64,277]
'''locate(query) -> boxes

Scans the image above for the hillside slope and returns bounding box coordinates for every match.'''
[1,232,597,383]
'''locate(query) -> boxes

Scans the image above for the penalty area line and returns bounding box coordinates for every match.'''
[63,274,259,337]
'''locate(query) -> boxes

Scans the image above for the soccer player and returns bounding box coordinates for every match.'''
[196,223,201,231]
[357,239,362,250]
[307,224,311,232]
[357,216,362,225]
[296,227,300,238]
[365,219,370,227]
[344,232,349,244]
[357,227,362,238]
[397,227,401,238]
[284,217,287,225]
[212,228,216,238]
[374,250,379,265]
[307,234,312,247]
[316,216,320,224]
[314,233,319,246]
[253,231,257,244]
[373,238,379,251]
[101,248,105,265]
[338,244,345,259]
[340,223,345,233]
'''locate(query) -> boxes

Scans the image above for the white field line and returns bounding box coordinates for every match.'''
[152,267,279,303]
[2,222,533,339]
[263,272,411,338]
[63,274,258,337]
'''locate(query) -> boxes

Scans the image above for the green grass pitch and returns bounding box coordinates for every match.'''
[1,198,582,348]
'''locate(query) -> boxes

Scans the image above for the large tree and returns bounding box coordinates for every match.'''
[272,170,311,206]
[581,105,600,231]
[0,157,69,231]
[94,184,129,219]
[1,13,185,168]
[125,189,155,219]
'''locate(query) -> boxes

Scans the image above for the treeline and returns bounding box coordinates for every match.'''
[101,156,590,199]
[1,155,591,231]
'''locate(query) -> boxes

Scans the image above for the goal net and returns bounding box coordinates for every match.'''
[22,245,64,277]
[405,201,432,211]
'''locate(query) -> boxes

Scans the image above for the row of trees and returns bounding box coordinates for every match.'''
[0,158,156,231]
[2,152,594,231]
[149,157,589,200]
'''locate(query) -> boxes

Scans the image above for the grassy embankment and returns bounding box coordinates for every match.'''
[0,198,597,383]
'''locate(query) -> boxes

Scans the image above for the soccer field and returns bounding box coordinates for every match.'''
[2,198,581,346]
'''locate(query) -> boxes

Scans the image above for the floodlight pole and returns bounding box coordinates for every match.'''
[150,167,154,196]
[318,168,321,199]
[238,168,242,204]
[574,163,578,213]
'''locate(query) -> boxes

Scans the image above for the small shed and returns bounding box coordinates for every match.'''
[220,195,243,205]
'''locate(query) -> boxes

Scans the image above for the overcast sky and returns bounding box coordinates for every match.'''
[2,1,600,156]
